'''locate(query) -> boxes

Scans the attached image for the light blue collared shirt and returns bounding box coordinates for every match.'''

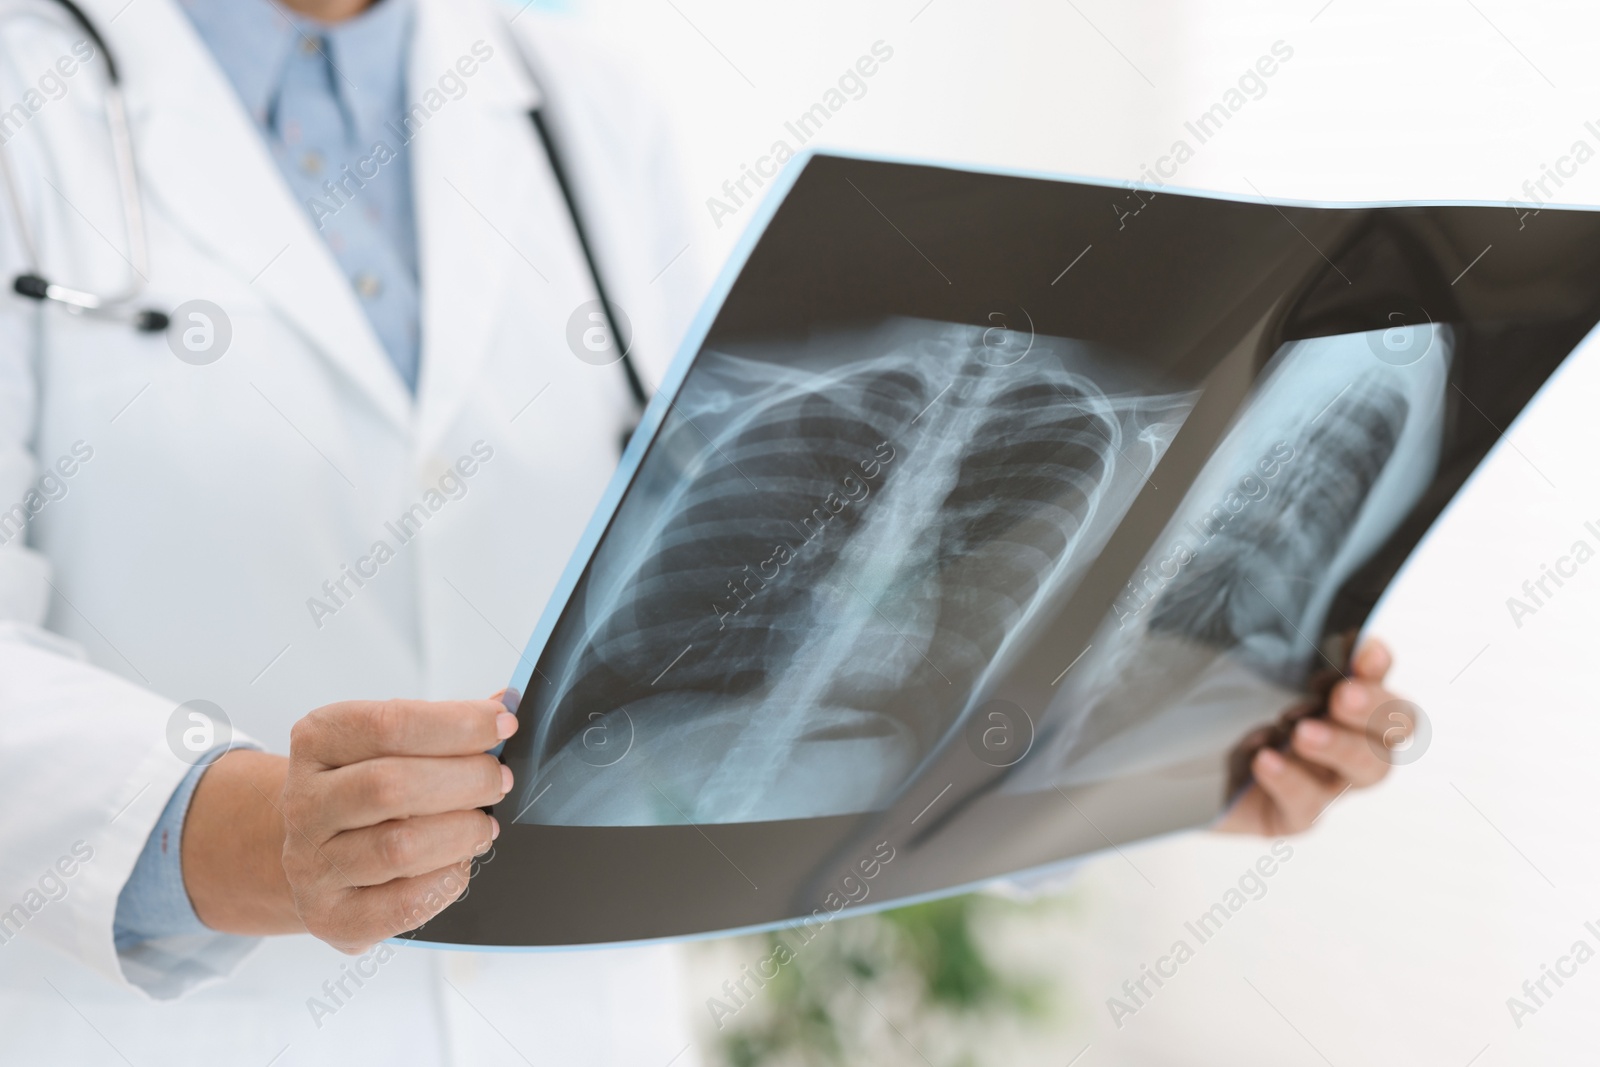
[112,749,235,953]
[181,0,422,389]
[115,0,422,953]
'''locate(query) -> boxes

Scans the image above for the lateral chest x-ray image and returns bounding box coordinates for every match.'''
[413,153,1600,948]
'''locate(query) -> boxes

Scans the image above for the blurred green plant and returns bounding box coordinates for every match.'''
[711,893,1054,1067]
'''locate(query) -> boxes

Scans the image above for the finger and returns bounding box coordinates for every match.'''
[330,810,499,886]
[1291,719,1389,788]
[295,699,516,767]
[328,860,478,952]
[1252,748,1339,833]
[316,754,510,832]
[280,812,370,898]
[1328,678,1387,732]
[1329,681,1419,751]
[1350,638,1392,681]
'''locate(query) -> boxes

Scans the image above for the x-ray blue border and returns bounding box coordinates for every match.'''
[405,146,1600,952]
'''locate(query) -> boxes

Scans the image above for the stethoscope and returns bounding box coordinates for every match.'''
[0,0,649,411]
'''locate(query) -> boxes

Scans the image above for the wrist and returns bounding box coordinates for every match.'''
[181,748,304,936]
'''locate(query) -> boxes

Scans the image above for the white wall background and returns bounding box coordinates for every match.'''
[537,2,1600,1062]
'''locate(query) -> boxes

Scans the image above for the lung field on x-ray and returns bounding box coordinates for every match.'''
[1017,341,1444,793]
[516,319,1196,826]
[1148,379,1409,677]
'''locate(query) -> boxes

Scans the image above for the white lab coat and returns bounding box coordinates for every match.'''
[0,0,709,1061]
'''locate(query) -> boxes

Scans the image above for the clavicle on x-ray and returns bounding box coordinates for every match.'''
[525,318,1201,825]
[413,153,1600,949]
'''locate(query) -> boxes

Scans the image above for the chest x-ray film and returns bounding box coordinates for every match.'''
[412,152,1600,949]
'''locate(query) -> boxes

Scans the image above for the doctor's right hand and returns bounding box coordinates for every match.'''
[182,699,515,953]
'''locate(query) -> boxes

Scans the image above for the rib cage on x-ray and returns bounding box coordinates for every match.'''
[1148,379,1409,676]
[1024,371,1419,786]
[516,320,1197,825]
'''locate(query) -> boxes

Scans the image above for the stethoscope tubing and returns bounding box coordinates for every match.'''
[2,0,651,409]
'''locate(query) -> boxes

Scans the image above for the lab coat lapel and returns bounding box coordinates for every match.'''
[409,0,540,453]
[96,0,413,436]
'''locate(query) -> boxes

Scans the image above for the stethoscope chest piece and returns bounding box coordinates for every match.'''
[11,271,170,332]
[1,0,169,335]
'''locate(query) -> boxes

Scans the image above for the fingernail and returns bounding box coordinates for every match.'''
[496,712,517,739]
[1256,748,1285,775]
[500,764,513,794]
[1298,719,1332,747]
[490,816,501,841]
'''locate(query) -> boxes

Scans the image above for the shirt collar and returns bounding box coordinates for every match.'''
[179,0,414,144]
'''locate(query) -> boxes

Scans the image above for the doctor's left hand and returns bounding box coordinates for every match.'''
[1214,639,1409,837]
[181,698,516,952]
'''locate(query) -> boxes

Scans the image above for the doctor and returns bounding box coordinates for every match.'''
[0,0,706,1061]
[0,0,1411,1063]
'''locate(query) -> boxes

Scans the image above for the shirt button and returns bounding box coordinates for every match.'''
[355,273,383,299]
[299,36,323,56]
[300,151,324,175]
